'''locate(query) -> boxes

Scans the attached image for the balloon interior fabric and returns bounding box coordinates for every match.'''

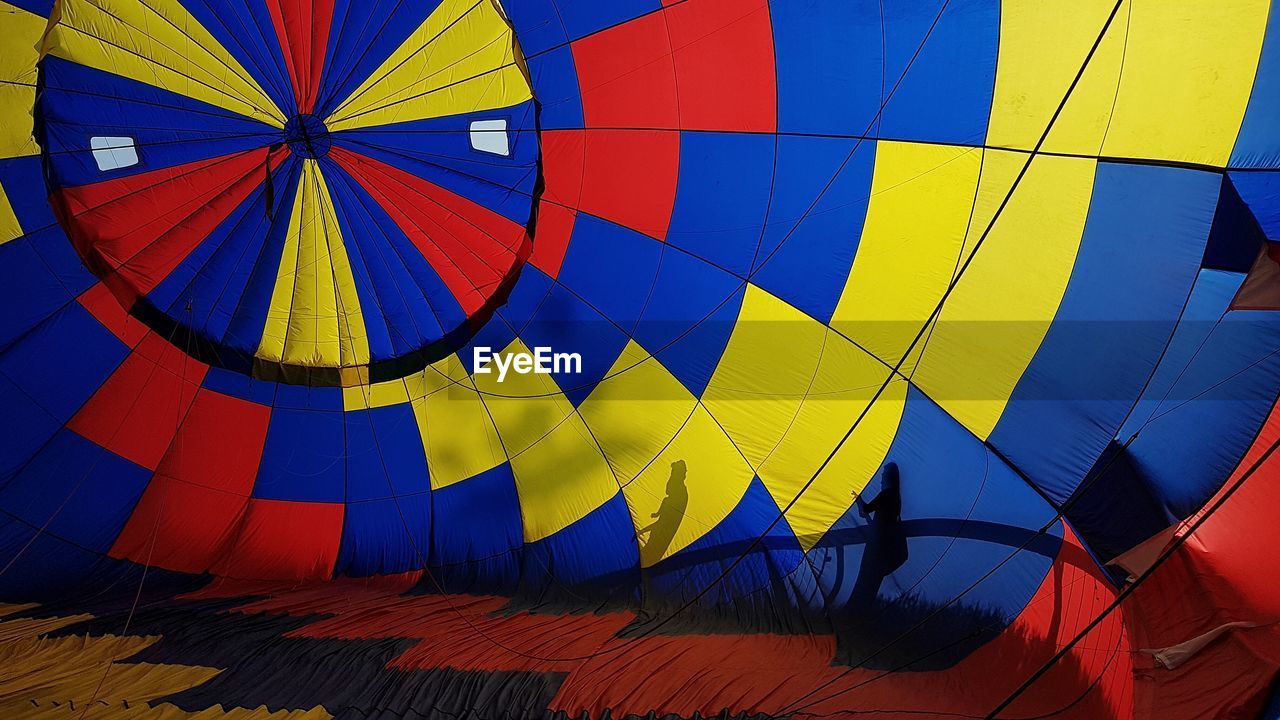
[0,0,1279,718]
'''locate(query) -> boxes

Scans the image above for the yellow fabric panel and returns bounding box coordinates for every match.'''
[0,182,22,246]
[0,607,330,718]
[325,0,532,131]
[43,0,284,126]
[0,704,333,719]
[0,602,38,618]
[258,161,370,369]
[579,341,754,566]
[0,612,93,642]
[343,377,412,410]
[411,355,505,489]
[506,414,618,543]
[578,341,697,483]
[0,1,42,159]
[471,339,578,458]
[468,340,617,541]
[756,343,907,551]
[1101,0,1270,166]
[704,286,907,549]
[0,632,219,711]
[912,150,1096,439]
[831,141,983,369]
[703,285,826,471]
[987,0,1129,155]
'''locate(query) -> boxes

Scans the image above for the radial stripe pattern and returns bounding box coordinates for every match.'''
[38,0,539,384]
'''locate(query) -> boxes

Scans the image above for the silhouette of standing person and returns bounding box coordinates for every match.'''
[849,462,908,613]
[636,460,688,615]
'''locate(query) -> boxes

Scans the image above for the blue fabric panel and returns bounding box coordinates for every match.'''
[0,301,128,425]
[0,159,94,345]
[7,0,52,16]
[272,383,344,410]
[526,47,585,130]
[337,495,432,577]
[331,111,539,227]
[0,303,127,478]
[39,57,279,188]
[0,428,150,552]
[457,309,520,375]
[652,476,805,606]
[0,371,63,481]
[1117,269,1280,518]
[201,366,277,406]
[323,160,467,357]
[506,0,570,56]
[771,0,882,136]
[253,407,346,502]
[1065,441,1176,562]
[321,162,403,361]
[1230,170,1280,240]
[0,156,48,230]
[808,388,1061,666]
[313,0,442,119]
[523,491,639,598]
[1231,4,1280,168]
[148,157,300,357]
[552,0,661,41]
[219,168,307,360]
[879,0,997,145]
[751,135,876,323]
[668,131,775,277]
[517,282,631,406]
[180,0,297,115]
[557,214,662,330]
[344,404,429,501]
[0,515,199,605]
[427,463,523,594]
[0,517,151,602]
[989,163,1220,504]
[1205,174,1271,271]
[332,134,537,226]
[0,231,93,349]
[495,264,556,335]
[462,267,557,371]
[634,249,744,398]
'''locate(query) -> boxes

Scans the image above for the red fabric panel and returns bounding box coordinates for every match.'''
[266,0,334,113]
[1126,399,1280,719]
[541,129,585,209]
[572,12,678,129]
[54,148,286,301]
[169,528,1130,719]
[533,129,583,277]
[530,200,576,279]
[551,527,1131,719]
[577,129,678,241]
[183,573,423,603]
[331,146,528,315]
[211,498,344,581]
[68,333,208,471]
[109,388,271,573]
[77,282,148,349]
[664,0,776,132]
[389,601,633,673]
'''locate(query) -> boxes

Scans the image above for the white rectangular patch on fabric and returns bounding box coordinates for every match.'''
[469,119,509,156]
[91,136,139,171]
